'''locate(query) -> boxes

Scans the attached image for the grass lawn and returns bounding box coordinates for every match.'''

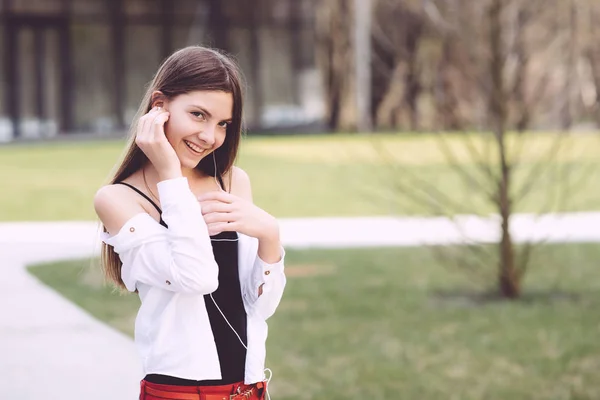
[2,132,600,221]
[28,243,600,399]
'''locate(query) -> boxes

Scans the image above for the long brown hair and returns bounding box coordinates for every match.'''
[101,46,244,289]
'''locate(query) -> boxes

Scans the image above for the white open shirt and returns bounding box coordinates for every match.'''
[101,177,286,384]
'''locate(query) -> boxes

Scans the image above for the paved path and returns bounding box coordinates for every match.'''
[0,242,142,399]
[1,212,599,399]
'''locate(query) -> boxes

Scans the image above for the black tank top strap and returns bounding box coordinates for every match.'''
[114,182,167,228]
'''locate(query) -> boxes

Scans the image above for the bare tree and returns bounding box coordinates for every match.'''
[487,0,520,297]
[583,0,600,126]
[366,0,588,299]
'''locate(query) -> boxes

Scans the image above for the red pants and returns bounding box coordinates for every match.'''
[140,379,266,400]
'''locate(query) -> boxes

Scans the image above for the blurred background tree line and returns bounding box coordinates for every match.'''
[0,0,320,138]
[4,0,600,138]
[319,0,600,132]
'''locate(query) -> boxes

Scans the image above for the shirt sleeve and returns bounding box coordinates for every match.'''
[101,177,219,294]
[244,247,286,320]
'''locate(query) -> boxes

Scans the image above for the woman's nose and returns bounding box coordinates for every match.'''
[198,126,216,147]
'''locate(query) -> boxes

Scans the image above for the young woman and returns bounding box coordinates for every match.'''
[94,46,286,400]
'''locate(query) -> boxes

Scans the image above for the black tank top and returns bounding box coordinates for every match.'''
[115,181,248,385]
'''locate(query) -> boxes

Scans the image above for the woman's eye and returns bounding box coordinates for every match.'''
[218,121,229,129]
[191,111,205,119]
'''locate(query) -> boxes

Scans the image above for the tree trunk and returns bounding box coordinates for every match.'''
[435,40,463,130]
[560,0,577,130]
[315,0,355,131]
[586,4,600,127]
[498,181,519,298]
[489,0,519,299]
[289,0,303,105]
[207,0,229,50]
[354,0,373,132]
[589,55,600,127]
[371,35,396,125]
[248,1,263,129]
[512,7,531,132]
[403,18,423,131]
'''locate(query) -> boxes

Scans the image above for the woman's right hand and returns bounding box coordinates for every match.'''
[135,106,182,181]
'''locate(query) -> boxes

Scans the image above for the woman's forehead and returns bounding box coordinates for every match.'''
[176,91,233,117]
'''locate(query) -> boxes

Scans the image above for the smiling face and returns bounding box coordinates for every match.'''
[162,90,234,171]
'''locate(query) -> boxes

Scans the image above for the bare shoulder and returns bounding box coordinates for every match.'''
[94,184,147,236]
[231,165,251,186]
[228,166,253,201]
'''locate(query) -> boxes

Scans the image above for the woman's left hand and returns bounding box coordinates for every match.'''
[198,191,279,240]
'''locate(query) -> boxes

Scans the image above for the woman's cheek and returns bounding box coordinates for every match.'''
[164,118,184,141]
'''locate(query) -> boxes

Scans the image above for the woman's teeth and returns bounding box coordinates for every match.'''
[184,140,203,154]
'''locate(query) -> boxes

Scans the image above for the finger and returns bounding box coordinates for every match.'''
[203,211,236,225]
[137,107,162,141]
[198,190,235,204]
[137,110,151,141]
[207,222,238,236]
[199,200,234,215]
[151,111,170,139]
[146,106,163,116]
[141,106,162,125]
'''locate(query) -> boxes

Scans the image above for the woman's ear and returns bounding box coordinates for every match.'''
[150,91,167,109]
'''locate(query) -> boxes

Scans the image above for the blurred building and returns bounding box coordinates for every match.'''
[0,0,324,141]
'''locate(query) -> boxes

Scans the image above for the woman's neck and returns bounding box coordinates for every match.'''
[139,163,222,201]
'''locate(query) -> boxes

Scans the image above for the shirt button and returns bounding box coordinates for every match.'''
[264,270,270,276]
[129,227,135,232]
[165,280,171,285]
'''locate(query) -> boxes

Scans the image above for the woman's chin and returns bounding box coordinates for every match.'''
[181,160,200,170]
[179,154,205,170]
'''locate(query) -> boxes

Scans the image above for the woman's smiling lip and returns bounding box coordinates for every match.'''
[184,139,205,155]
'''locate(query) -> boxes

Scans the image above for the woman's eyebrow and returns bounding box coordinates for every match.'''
[190,105,232,121]
[191,105,212,118]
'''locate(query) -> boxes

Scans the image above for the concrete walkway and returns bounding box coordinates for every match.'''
[0,242,142,399]
[1,212,600,399]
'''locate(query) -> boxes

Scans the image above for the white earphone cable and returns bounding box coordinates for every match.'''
[210,152,273,399]
[209,293,247,350]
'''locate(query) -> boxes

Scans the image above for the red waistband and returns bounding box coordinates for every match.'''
[140,379,265,400]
